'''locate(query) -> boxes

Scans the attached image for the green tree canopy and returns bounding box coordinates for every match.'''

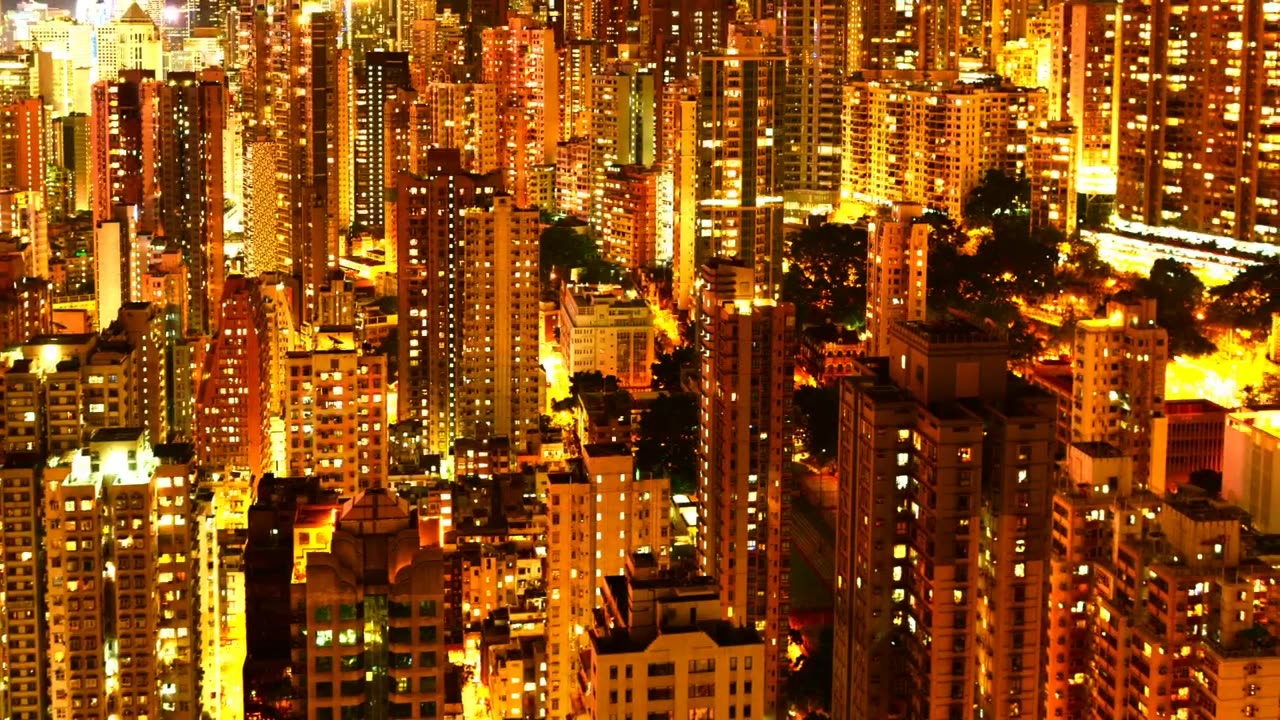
[782,223,868,326]
[1206,260,1280,333]
[635,392,699,495]
[963,170,1030,227]
[1131,259,1216,356]
[651,345,697,392]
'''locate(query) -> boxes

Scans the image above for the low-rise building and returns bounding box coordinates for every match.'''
[581,556,766,720]
[560,285,655,390]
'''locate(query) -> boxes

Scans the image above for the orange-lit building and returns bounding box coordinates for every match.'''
[285,349,389,496]
[696,28,785,300]
[1152,398,1228,491]
[1072,299,1168,489]
[1115,0,1280,241]
[696,259,794,718]
[481,17,559,208]
[196,276,272,476]
[395,151,541,456]
[1050,0,1121,194]
[289,490,449,717]
[865,202,929,357]
[1028,121,1078,234]
[833,320,1056,720]
[599,164,660,269]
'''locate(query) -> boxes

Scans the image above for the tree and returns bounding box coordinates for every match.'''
[794,386,839,465]
[785,625,834,716]
[1206,260,1280,333]
[635,393,699,494]
[651,346,697,392]
[1132,258,1216,356]
[963,170,1030,227]
[974,222,1062,301]
[569,371,618,396]
[1241,372,1280,407]
[1188,469,1223,498]
[1060,238,1115,292]
[783,223,868,326]
[539,225,623,289]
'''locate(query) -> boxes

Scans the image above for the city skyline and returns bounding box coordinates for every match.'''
[0,0,1276,719]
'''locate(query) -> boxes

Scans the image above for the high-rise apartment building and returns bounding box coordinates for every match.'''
[864,202,930,357]
[1028,121,1079,234]
[290,489,448,720]
[696,28,786,300]
[90,70,158,229]
[1115,0,1280,240]
[0,453,44,720]
[90,68,228,335]
[108,301,171,445]
[666,80,699,309]
[410,82,501,175]
[546,445,671,718]
[1072,299,1168,488]
[780,0,845,216]
[481,17,560,208]
[285,349,389,496]
[395,152,541,455]
[0,333,150,455]
[840,79,1046,219]
[696,259,794,717]
[1050,0,1120,194]
[158,69,228,335]
[589,64,657,232]
[845,0,960,74]
[277,8,341,326]
[44,429,200,720]
[598,164,661,268]
[196,276,272,476]
[833,320,1056,720]
[353,51,411,236]
[652,0,732,82]
[1050,448,1280,720]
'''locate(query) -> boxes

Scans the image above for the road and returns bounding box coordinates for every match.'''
[791,493,835,590]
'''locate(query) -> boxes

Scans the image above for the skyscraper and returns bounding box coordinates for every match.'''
[696,259,794,718]
[1071,299,1168,488]
[481,17,560,208]
[285,349,389,496]
[833,320,1056,720]
[157,69,228,335]
[846,0,961,75]
[1051,0,1121,194]
[1115,0,1280,241]
[546,446,672,717]
[864,202,930,357]
[780,0,845,216]
[196,276,272,476]
[840,79,1045,218]
[44,430,201,719]
[353,51,411,236]
[395,151,541,456]
[696,27,786,300]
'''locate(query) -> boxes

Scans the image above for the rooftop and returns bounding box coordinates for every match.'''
[592,620,762,655]
[1073,441,1127,459]
[583,442,631,458]
[90,427,146,443]
[1166,494,1251,523]
[894,318,1003,347]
